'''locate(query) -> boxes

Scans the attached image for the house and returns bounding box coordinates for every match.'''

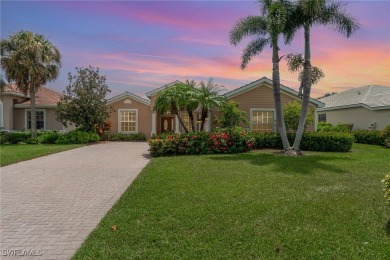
[317,85,390,130]
[0,84,66,131]
[1,77,324,137]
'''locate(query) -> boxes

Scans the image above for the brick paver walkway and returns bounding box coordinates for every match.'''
[0,142,150,259]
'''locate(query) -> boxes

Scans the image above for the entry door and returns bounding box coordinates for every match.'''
[161,117,173,133]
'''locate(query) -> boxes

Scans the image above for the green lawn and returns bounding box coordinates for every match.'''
[73,144,390,259]
[0,144,84,166]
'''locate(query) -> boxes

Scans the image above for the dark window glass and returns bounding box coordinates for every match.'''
[318,114,326,122]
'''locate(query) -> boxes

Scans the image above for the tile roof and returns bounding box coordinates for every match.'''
[2,84,62,107]
[318,85,390,110]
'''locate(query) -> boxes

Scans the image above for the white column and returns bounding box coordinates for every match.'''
[175,115,180,133]
[151,111,156,135]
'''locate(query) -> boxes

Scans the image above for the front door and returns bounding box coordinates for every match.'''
[161,117,174,133]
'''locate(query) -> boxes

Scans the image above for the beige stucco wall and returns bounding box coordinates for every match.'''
[318,107,390,130]
[108,97,152,138]
[211,83,316,132]
[13,108,63,130]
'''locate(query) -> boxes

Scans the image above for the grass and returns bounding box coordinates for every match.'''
[73,144,390,259]
[0,144,84,166]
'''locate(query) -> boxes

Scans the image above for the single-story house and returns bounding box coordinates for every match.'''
[317,85,390,130]
[1,77,324,138]
[0,84,66,131]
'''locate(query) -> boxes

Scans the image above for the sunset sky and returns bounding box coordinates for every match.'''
[1,0,389,98]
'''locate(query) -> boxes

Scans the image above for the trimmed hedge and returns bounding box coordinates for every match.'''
[352,130,384,146]
[56,130,99,144]
[251,132,354,152]
[0,130,63,144]
[149,129,353,157]
[149,128,255,157]
[317,122,353,133]
[382,174,390,205]
[101,133,146,142]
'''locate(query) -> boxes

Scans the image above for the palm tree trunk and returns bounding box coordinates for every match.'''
[272,39,290,151]
[30,84,37,138]
[187,108,195,132]
[293,25,312,151]
[200,110,208,131]
[175,112,189,133]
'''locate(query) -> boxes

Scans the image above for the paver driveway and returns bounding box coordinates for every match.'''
[0,142,150,259]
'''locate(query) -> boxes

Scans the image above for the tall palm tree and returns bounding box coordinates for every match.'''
[195,79,226,131]
[154,84,192,133]
[229,0,294,151]
[287,0,359,151]
[1,31,61,137]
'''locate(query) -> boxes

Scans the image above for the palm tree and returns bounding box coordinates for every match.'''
[229,0,294,152]
[178,80,198,131]
[195,79,226,131]
[1,31,61,137]
[287,0,359,152]
[154,83,191,133]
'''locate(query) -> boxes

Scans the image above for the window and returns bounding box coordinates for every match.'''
[180,111,192,132]
[26,110,45,130]
[251,110,274,133]
[119,109,137,133]
[318,114,326,122]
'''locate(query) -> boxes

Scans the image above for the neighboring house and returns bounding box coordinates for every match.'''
[0,84,65,131]
[1,77,325,138]
[318,85,390,130]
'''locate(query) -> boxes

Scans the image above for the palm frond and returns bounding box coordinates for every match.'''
[229,16,268,46]
[241,37,269,69]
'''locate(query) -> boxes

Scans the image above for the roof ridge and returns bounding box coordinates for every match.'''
[360,85,372,104]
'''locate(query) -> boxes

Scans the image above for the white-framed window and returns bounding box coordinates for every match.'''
[25,109,46,130]
[250,109,275,133]
[118,109,138,133]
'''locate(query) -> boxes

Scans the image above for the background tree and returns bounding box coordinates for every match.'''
[283,100,314,133]
[286,0,359,152]
[230,0,294,152]
[1,31,61,137]
[216,100,248,128]
[56,66,111,132]
[195,78,226,131]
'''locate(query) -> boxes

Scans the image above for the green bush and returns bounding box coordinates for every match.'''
[352,130,384,146]
[317,122,353,133]
[149,127,255,157]
[56,130,99,144]
[101,133,146,142]
[251,132,353,152]
[0,130,64,145]
[382,125,390,148]
[39,131,62,144]
[0,132,9,144]
[382,174,390,205]
[4,131,31,144]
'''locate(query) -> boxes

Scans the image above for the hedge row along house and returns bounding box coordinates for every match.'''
[2,77,388,138]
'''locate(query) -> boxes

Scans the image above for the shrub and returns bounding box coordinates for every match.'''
[56,130,99,144]
[382,174,390,205]
[101,133,146,142]
[5,131,32,144]
[352,130,384,146]
[283,100,314,132]
[0,132,9,144]
[251,132,353,152]
[382,125,390,148]
[39,131,62,144]
[149,127,254,157]
[317,122,353,133]
[216,101,248,128]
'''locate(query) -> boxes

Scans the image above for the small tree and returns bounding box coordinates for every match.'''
[216,100,248,128]
[56,66,111,132]
[283,100,314,133]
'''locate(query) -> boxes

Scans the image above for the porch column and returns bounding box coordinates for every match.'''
[151,111,156,136]
[175,115,180,133]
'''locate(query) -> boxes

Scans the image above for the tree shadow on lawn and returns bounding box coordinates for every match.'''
[208,151,352,175]
[386,219,390,236]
